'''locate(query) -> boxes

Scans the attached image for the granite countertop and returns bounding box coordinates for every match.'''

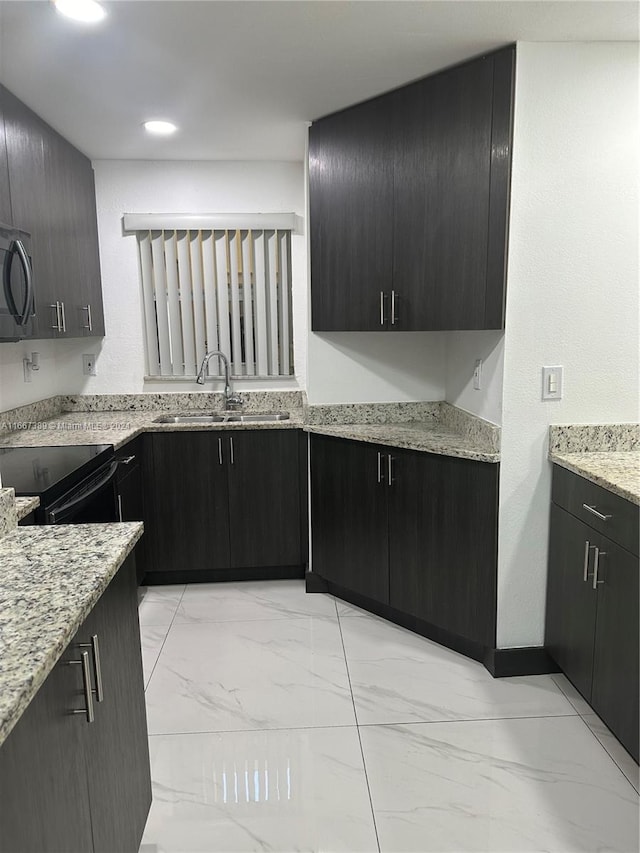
[0,522,143,747]
[549,451,640,506]
[305,422,500,462]
[15,496,39,521]
[0,408,305,450]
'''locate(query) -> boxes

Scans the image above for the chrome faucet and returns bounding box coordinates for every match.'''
[196,350,243,410]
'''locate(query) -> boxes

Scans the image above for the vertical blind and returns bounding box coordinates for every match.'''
[136,228,293,378]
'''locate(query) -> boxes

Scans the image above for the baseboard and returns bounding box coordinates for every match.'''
[484,647,562,678]
[305,570,329,593]
[142,565,305,585]
[325,582,487,664]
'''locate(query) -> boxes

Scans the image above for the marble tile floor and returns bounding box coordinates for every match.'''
[138,580,639,853]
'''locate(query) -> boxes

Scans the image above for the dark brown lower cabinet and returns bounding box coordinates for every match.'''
[0,554,151,853]
[545,466,639,762]
[310,434,498,649]
[144,429,305,580]
[116,438,148,583]
[310,435,389,603]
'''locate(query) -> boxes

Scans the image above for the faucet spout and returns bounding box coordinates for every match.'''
[195,350,242,410]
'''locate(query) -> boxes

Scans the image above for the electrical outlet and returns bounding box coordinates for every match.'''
[542,365,563,400]
[83,354,97,376]
[473,359,482,390]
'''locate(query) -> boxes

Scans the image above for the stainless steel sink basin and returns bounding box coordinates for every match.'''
[224,413,290,423]
[153,412,290,424]
[153,414,226,424]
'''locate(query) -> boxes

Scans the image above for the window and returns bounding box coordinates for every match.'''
[127,215,295,379]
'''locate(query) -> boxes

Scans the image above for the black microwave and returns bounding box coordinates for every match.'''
[0,222,35,341]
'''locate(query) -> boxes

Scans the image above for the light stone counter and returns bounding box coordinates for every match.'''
[14,496,39,521]
[0,522,143,747]
[549,451,640,506]
[305,422,499,462]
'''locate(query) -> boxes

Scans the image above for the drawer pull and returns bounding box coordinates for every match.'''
[377,451,383,484]
[380,291,385,326]
[582,504,612,522]
[79,635,104,702]
[592,547,607,589]
[583,540,595,582]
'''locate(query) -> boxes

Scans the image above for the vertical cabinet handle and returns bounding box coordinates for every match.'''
[391,290,397,326]
[387,454,393,487]
[70,651,95,723]
[377,451,382,484]
[117,493,123,521]
[59,301,66,333]
[592,547,606,589]
[229,436,235,464]
[79,635,104,702]
[83,304,93,332]
[218,437,223,465]
[583,540,595,582]
[380,291,385,326]
[51,302,62,331]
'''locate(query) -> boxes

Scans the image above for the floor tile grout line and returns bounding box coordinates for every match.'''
[574,714,640,795]
[142,583,187,691]
[335,603,382,853]
[356,712,584,727]
[546,675,638,795]
[147,722,364,738]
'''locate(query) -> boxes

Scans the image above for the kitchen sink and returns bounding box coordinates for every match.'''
[153,414,226,424]
[153,412,290,424]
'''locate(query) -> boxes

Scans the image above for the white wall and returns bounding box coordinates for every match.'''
[445,331,504,425]
[496,42,640,648]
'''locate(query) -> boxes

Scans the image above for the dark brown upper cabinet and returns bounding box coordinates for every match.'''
[309,45,515,332]
[0,84,105,339]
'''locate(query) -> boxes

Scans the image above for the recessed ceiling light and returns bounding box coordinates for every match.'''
[144,120,178,136]
[54,0,106,23]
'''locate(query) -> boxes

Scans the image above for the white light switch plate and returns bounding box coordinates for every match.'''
[542,365,563,400]
[83,354,97,376]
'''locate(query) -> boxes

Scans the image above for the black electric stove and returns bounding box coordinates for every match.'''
[0,444,117,524]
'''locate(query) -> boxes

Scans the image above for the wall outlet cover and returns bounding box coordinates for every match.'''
[83,354,97,376]
[473,359,482,390]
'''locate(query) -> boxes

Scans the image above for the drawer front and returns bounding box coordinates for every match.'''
[552,465,639,556]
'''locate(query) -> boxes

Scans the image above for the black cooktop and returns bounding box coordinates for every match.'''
[0,444,113,499]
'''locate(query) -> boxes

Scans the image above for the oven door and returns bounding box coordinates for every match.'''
[45,460,120,524]
[0,223,35,341]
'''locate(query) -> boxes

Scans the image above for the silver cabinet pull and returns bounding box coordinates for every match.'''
[59,301,66,332]
[592,547,606,589]
[387,454,393,487]
[380,291,385,326]
[51,302,62,331]
[83,304,93,332]
[583,540,595,582]
[79,635,104,702]
[117,493,123,521]
[218,437,223,465]
[118,455,136,465]
[582,504,612,522]
[229,436,234,464]
[70,651,95,723]
[391,290,397,325]
[377,451,383,484]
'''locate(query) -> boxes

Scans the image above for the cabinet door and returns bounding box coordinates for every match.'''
[591,537,639,761]
[392,57,494,331]
[545,504,598,700]
[309,95,393,331]
[389,451,498,646]
[226,429,302,569]
[1,85,54,339]
[311,434,389,603]
[0,640,94,853]
[81,555,151,852]
[0,92,12,225]
[76,156,105,336]
[146,433,231,573]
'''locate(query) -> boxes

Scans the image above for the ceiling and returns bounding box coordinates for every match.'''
[0,1,637,161]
